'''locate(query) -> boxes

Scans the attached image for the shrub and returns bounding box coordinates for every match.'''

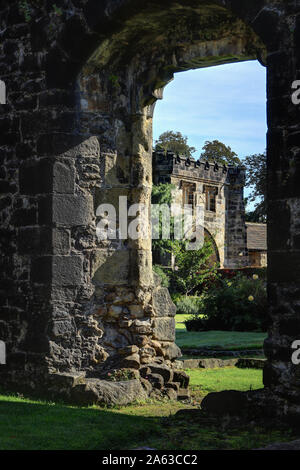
[175,296,203,316]
[170,292,182,304]
[184,317,207,331]
[187,273,269,332]
[218,267,267,280]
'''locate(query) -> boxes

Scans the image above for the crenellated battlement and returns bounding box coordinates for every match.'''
[152,150,246,187]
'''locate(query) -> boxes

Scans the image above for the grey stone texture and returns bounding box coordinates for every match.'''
[0,0,300,412]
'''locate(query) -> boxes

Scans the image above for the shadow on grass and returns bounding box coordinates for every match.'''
[0,393,297,451]
[0,395,163,450]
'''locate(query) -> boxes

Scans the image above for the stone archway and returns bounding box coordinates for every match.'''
[1,0,299,417]
[204,229,220,266]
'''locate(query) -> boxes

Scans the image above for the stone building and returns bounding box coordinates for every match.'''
[0,0,300,420]
[153,150,266,269]
[246,222,267,267]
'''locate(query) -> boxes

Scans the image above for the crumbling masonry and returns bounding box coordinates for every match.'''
[1,0,300,416]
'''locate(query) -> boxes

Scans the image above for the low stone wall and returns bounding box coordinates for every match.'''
[176,357,266,370]
[180,349,264,358]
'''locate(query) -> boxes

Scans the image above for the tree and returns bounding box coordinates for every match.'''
[154,131,196,157]
[171,240,219,296]
[200,140,241,166]
[151,183,219,295]
[243,151,267,222]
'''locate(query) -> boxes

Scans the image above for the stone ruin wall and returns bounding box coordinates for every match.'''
[1,0,300,418]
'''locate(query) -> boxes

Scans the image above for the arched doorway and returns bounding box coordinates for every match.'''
[2,1,299,417]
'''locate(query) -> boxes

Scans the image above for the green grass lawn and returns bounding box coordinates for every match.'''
[187,367,263,397]
[176,329,266,350]
[0,393,183,450]
[0,367,293,451]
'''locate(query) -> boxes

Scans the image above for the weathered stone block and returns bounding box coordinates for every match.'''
[119,345,139,356]
[173,370,190,388]
[152,287,176,317]
[121,353,140,369]
[148,364,173,383]
[153,317,175,341]
[147,373,164,389]
[103,327,130,349]
[133,319,152,335]
[140,378,152,394]
[53,160,75,194]
[165,382,180,392]
[160,342,181,360]
[52,228,70,254]
[71,378,147,406]
[50,320,75,338]
[52,255,83,286]
[93,250,130,284]
[129,304,144,318]
[52,194,93,226]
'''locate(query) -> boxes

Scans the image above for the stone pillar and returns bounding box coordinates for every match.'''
[224,167,248,268]
[263,5,300,418]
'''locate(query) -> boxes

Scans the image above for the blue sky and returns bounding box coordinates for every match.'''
[153,60,267,160]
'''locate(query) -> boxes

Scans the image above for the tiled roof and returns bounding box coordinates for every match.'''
[246,223,267,251]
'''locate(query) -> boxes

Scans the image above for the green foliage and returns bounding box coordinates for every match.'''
[153,265,170,288]
[154,131,196,157]
[171,292,183,304]
[244,151,267,222]
[186,273,268,332]
[151,183,219,295]
[171,240,219,296]
[174,296,202,316]
[200,140,241,166]
[151,183,174,205]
